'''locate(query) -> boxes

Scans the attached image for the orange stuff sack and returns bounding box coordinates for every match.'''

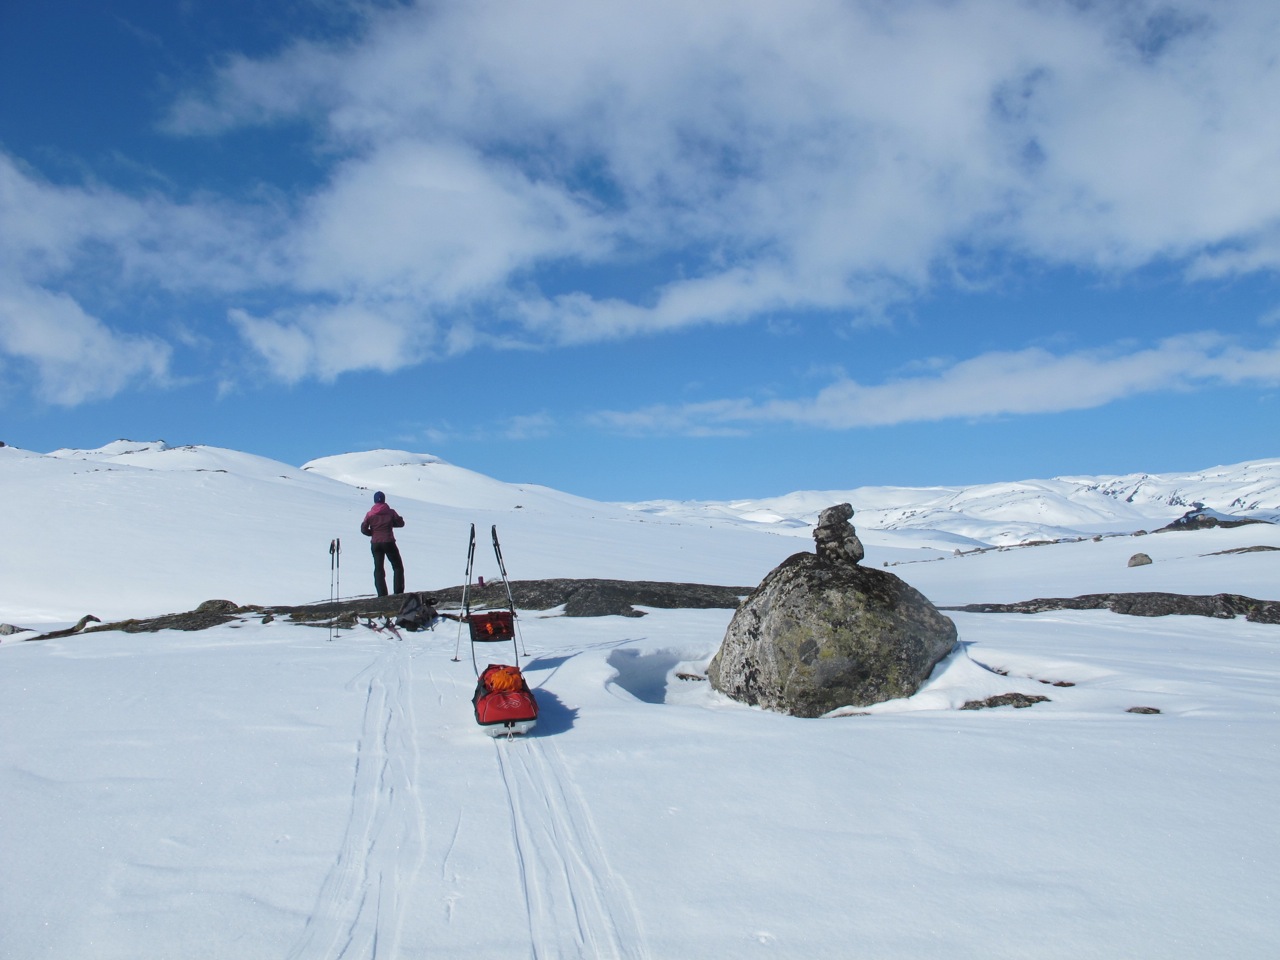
[484,664,523,693]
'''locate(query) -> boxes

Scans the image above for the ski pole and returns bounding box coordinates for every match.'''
[492,525,527,657]
[452,524,476,662]
[332,537,343,642]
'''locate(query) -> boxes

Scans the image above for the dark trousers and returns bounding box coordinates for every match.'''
[371,541,404,597]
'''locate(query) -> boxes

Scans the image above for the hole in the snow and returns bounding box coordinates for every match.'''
[606,648,682,704]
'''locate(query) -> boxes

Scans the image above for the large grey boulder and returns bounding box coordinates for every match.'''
[707,503,956,717]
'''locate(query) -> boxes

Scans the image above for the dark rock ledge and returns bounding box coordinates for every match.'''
[942,591,1280,624]
[27,579,753,639]
[960,692,1051,710]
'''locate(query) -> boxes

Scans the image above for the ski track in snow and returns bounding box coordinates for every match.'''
[287,639,427,960]
[286,629,650,960]
[496,735,650,960]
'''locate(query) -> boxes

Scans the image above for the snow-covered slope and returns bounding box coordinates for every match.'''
[0,442,799,622]
[303,449,604,514]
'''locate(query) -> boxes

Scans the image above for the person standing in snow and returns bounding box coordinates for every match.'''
[360,491,405,597]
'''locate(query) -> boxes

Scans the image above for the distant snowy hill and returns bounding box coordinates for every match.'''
[627,459,1280,546]
[302,449,603,514]
[0,441,797,621]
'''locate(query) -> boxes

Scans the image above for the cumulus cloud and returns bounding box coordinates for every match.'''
[590,333,1280,434]
[288,140,606,302]
[0,280,170,405]
[0,153,281,404]
[228,300,429,384]
[0,153,278,292]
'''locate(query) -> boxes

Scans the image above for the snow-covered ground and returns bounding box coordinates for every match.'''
[2,443,1278,958]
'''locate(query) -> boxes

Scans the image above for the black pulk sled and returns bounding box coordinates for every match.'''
[454,524,537,737]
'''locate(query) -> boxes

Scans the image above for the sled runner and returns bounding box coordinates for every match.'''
[455,525,537,736]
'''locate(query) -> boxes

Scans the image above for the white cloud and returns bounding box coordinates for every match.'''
[516,264,805,344]
[288,140,607,302]
[0,154,279,403]
[165,1,1280,355]
[500,412,556,441]
[0,153,277,293]
[12,1,1280,389]
[590,333,1280,434]
[0,280,170,405]
[228,300,429,384]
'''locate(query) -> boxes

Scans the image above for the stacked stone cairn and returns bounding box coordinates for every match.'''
[707,503,957,717]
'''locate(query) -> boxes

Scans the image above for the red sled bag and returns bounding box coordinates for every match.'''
[472,663,538,736]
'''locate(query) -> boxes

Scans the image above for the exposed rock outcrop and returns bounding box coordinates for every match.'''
[1157,505,1271,532]
[278,580,752,621]
[27,615,102,641]
[960,693,1050,710]
[1128,552,1153,567]
[707,504,957,717]
[504,579,750,617]
[943,591,1280,624]
[19,580,754,640]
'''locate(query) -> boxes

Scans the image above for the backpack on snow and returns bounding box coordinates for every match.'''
[395,593,439,632]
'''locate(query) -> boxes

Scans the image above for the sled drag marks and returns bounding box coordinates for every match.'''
[288,643,427,960]
[496,738,649,960]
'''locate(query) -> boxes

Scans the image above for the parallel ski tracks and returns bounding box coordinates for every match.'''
[287,641,427,960]
[495,737,650,960]
[286,628,648,959]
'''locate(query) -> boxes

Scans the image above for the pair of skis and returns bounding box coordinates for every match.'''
[453,524,525,668]
[363,617,402,641]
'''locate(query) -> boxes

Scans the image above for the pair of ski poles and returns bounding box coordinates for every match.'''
[328,538,341,640]
[453,524,527,664]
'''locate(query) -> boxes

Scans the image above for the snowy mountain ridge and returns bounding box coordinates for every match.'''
[10,440,1280,548]
[626,458,1280,544]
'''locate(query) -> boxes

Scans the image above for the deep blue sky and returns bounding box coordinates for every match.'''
[3,0,1278,500]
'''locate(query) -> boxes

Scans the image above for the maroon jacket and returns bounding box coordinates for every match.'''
[361,502,405,543]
